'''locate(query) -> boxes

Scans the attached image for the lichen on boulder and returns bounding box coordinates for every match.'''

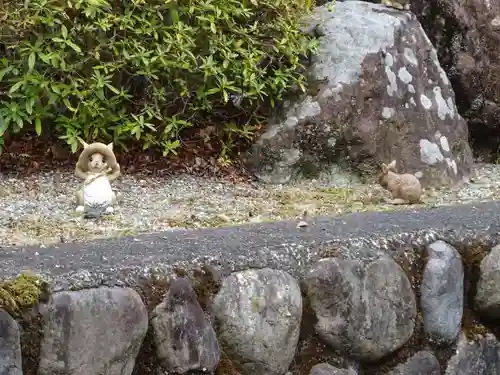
[243,1,473,187]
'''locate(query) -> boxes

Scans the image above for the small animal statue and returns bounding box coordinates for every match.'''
[381,0,410,11]
[74,139,121,218]
[378,160,422,205]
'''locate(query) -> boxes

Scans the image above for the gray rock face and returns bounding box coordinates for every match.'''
[38,287,148,375]
[243,1,472,187]
[411,0,500,154]
[420,240,464,345]
[445,333,500,375]
[212,268,302,375]
[0,310,22,375]
[303,255,416,361]
[309,363,358,375]
[151,277,220,374]
[475,244,500,318]
[385,350,440,375]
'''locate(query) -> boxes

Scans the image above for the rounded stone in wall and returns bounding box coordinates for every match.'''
[37,287,148,375]
[211,268,302,375]
[303,255,417,362]
[475,244,500,318]
[420,240,464,345]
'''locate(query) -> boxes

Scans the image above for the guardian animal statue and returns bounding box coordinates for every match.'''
[378,160,422,205]
[74,139,121,218]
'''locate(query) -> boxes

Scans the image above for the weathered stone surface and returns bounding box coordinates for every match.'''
[385,350,440,375]
[303,254,416,361]
[411,0,500,155]
[309,363,358,375]
[243,1,472,186]
[420,240,463,345]
[445,333,500,374]
[212,268,302,375]
[151,277,220,374]
[38,287,148,375]
[475,244,500,318]
[0,310,22,375]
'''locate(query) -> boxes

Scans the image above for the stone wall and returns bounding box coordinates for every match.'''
[2,202,500,375]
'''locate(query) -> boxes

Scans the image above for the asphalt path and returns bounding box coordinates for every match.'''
[1,201,499,289]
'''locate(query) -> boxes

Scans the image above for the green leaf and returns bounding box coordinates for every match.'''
[14,114,23,129]
[0,67,12,81]
[66,41,81,53]
[51,84,61,94]
[35,118,42,136]
[0,115,8,136]
[104,82,120,95]
[28,52,36,71]
[25,99,34,115]
[9,81,24,94]
[39,53,51,64]
[170,8,179,23]
[62,98,77,112]
[61,25,68,39]
[206,87,220,95]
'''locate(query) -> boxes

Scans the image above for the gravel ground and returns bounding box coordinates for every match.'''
[1,162,499,248]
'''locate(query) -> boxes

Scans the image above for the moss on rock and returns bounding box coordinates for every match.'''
[0,272,48,315]
[0,272,49,375]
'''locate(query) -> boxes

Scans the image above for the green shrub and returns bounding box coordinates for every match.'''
[0,0,318,157]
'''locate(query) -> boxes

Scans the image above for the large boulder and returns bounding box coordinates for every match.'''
[243,1,473,187]
[410,0,500,157]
